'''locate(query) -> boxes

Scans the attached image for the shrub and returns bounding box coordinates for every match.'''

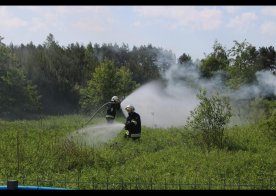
[186,89,232,150]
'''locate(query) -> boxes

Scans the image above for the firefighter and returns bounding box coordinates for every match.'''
[124,104,141,140]
[106,96,121,124]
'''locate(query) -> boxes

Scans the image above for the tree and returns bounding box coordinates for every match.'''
[128,44,162,84]
[186,89,232,150]
[226,40,259,88]
[199,41,229,78]
[0,42,41,118]
[79,60,138,113]
[0,67,41,116]
[115,66,139,98]
[257,46,276,72]
[178,53,192,64]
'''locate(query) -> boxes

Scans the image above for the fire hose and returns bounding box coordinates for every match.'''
[82,102,110,127]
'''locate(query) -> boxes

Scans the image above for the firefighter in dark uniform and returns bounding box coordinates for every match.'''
[106,96,121,124]
[124,104,141,140]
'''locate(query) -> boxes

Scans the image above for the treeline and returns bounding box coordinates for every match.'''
[0,34,176,118]
[0,33,276,119]
[198,40,276,89]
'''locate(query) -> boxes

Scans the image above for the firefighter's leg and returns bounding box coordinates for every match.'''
[130,133,140,141]
[106,116,114,124]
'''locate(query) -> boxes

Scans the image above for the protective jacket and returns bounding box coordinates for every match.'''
[106,101,120,121]
[125,111,141,139]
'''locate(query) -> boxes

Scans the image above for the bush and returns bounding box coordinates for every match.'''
[186,89,232,150]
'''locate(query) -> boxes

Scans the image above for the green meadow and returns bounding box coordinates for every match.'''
[0,114,276,189]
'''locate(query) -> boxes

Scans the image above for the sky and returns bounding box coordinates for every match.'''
[1,6,276,60]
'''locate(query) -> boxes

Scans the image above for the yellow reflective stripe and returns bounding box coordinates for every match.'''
[130,133,140,138]
[106,115,115,119]
[131,120,137,125]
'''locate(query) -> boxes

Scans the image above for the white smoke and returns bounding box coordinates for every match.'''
[68,60,276,146]
[121,80,198,128]
[121,62,207,128]
[121,62,276,128]
[222,70,276,101]
[255,70,276,97]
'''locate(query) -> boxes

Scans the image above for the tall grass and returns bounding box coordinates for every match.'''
[0,115,276,189]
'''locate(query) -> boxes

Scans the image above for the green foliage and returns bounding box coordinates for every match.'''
[186,89,232,150]
[115,66,140,97]
[198,40,276,90]
[178,53,192,64]
[3,33,276,117]
[228,98,276,127]
[200,41,229,78]
[259,99,276,116]
[79,60,138,113]
[9,34,177,115]
[80,60,117,109]
[129,44,165,83]
[200,55,226,78]
[0,43,16,67]
[55,137,96,171]
[259,111,276,139]
[257,46,276,71]
[226,40,260,89]
[0,44,41,118]
[0,115,276,189]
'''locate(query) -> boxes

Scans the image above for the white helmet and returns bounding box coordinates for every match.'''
[125,104,135,112]
[111,96,119,102]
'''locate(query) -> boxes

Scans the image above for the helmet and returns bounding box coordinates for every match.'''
[111,96,119,102]
[125,104,135,112]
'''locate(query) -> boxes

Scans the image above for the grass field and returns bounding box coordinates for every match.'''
[0,114,276,189]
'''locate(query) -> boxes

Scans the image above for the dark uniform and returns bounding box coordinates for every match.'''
[124,111,141,140]
[106,101,121,123]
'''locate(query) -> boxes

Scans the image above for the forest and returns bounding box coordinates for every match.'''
[1,33,275,119]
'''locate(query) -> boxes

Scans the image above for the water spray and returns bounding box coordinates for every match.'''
[71,122,125,146]
[71,99,126,146]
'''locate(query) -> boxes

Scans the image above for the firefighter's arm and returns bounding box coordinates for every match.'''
[125,121,130,130]
[125,119,137,129]
[131,119,138,126]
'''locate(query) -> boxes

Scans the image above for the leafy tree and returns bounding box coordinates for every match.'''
[128,44,162,84]
[41,34,82,113]
[0,42,41,118]
[257,46,276,72]
[226,40,259,88]
[79,60,138,113]
[178,53,192,64]
[0,68,41,116]
[200,41,229,78]
[82,42,99,84]
[79,60,117,112]
[115,66,139,98]
[186,89,232,150]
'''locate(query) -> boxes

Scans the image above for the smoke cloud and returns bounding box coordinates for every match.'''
[240,71,276,99]
[69,60,276,146]
[121,80,198,128]
[121,62,276,128]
